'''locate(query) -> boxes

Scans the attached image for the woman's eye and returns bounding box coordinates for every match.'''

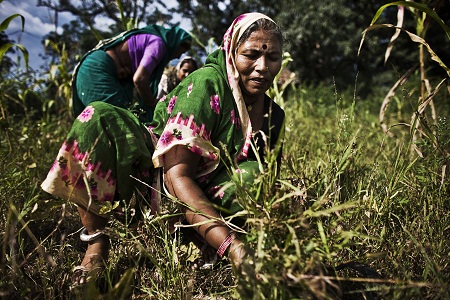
[243,53,258,60]
[269,56,281,62]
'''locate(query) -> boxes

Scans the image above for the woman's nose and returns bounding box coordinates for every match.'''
[256,57,268,71]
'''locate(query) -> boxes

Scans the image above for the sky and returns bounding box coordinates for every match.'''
[0,0,191,72]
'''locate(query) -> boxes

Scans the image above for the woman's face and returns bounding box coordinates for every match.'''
[176,61,196,81]
[235,29,282,100]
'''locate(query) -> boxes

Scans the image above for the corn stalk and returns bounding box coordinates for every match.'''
[359,0,450,157]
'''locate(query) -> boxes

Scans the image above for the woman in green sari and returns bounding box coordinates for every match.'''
[41,12,285,286]
[72,25,192,122]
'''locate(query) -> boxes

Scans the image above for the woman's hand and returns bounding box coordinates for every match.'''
[227,238,247,269]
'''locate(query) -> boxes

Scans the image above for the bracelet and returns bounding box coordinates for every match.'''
[80,227,104,242]
[217,232,237,258]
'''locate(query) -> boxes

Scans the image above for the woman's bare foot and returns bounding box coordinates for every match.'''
[72,206,110,286]
[72,234,110,286]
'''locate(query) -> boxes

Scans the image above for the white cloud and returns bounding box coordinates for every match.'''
[1,0,75,70]
[5,5,54,35]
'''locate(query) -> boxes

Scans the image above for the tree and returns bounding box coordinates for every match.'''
[275,0,406,95]
[174,0,423,96]
[174,0,280,56]
[37,0,174,32]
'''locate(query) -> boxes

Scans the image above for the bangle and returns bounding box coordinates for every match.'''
[217,232,237,258]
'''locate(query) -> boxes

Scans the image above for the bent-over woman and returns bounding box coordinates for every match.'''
[72,25,192,122]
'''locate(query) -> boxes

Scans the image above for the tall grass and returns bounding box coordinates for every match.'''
[1,71,449,298]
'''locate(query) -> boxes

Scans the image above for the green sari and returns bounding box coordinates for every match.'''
[72,25,191,121]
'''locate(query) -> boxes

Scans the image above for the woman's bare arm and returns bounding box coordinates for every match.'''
[133,65,156,108]
[163,145,245,264]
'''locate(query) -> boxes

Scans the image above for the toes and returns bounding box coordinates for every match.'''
[71,266,89,287]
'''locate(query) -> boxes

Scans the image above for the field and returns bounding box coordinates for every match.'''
[1,72,449,299]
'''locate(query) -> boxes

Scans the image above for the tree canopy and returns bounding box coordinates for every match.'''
[31,0,450,95]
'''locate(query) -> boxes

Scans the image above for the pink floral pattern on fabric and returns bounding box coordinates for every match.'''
[167,96,177,114]
[152,112,220,177]
[159,130,175,146]
[208,185,225,199]
[236,127,253,161]
[187,83,193,97]
[210,95,220,114]
[41,139,117,214]
[77,106,95,123]
[231,109,239,126]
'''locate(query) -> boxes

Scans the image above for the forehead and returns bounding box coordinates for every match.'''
[180,62,195,70]
[238,29,281,51]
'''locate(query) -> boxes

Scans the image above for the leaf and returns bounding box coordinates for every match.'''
[359,1,450,57]
[303,201,358,218]
[361,24,450,77]
[107,268,135,299]
[379,65,417,134]
[0,43,29,70]
[0,14,25,32]
[385,6,404,64]
[370,1,450,40]
[417,78,447,115]
[0,43,14,60]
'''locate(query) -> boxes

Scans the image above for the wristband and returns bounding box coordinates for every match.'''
[217,232,237,258]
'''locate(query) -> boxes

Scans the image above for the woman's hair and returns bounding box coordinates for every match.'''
[177,56,198,71]
[237,18,283,50]
[180,41,192,51]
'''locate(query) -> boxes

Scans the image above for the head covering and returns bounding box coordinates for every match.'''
[220,13,276,151]
[176,56,198,71]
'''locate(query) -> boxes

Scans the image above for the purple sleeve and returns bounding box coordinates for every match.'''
[127,34,167,74]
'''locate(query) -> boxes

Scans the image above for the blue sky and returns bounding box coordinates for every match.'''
[1,0,77,71]
[1,0,191,71]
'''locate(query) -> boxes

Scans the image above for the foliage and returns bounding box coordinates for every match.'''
[173,0,280,56]
[0,10,28,70]
[2,73,450,298]
[174,0,425,96]
[41,20,96,70]
[37,0,173,33]
[359,0,450,158]
[0,31,15,75]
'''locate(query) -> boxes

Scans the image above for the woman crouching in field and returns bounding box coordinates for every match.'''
[41,12,285,286]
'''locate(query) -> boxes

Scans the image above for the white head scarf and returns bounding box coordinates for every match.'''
[222,12,276,159]
[176,56,198,71]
